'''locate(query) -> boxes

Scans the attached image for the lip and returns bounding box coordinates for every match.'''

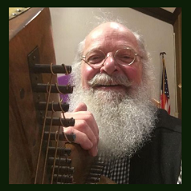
[93,85,127,91]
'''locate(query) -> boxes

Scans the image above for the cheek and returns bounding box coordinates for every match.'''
[124,65,142,84]
[81,64,97,89]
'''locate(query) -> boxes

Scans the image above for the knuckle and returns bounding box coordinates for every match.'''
[63,126,74,134]
[77,120,88,131]
[71,120,87,132]
[91,136,98,146]
[85,111,94,120]
[81,135,93,150]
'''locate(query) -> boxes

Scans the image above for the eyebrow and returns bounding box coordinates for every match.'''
[84,45,103,53]
[84,45,137,55]
[86,45,124,54]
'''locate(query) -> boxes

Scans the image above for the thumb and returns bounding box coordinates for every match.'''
[73,102,87,112]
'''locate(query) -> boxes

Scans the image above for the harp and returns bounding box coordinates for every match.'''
[9,7,115,184]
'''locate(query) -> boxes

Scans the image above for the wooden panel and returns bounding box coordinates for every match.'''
[132,7,181,25]
[9,8,57,184]
[173,12,182,119]
[9,7,117,184]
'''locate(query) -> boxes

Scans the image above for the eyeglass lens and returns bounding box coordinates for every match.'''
[85,48,135,66]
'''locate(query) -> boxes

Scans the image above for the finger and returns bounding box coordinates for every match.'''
[64,119,98,150]
[61,102,87,119]
[64,129,98,157]
[73,102,87,112]
[63,126,95,150]
[64,105,99,139]
[88,145,98,157]
[64,111,99,138]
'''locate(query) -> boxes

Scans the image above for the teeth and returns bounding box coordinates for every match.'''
[97,84,118,86]
[92,84,125,88]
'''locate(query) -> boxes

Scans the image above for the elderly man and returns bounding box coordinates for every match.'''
[64,22,181,184]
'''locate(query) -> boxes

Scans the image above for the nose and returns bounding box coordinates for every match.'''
[99,53,118,75]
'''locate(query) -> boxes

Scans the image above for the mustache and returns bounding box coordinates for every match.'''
[88,73,132,88]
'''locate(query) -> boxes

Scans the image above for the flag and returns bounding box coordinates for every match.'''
[160,54,170,114]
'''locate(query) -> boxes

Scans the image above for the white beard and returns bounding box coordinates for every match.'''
[68,72,157,158]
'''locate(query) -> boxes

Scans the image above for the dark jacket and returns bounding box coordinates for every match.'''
[129,109,182,184]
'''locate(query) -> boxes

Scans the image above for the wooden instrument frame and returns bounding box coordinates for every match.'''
[9,8,115,184]
[9,8,58,184]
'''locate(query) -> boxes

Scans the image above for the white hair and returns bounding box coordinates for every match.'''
[68,21,157,157]
[70,23,155,92]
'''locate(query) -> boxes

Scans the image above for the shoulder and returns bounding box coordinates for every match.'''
[130,109,182,184]
[155,109,181,134]
[152,109,182,163]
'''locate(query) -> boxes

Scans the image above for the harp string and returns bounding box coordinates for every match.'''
[49,63,69,184]
[34,63,56,184]
[42,101,55,184]
[34,79,53,184]
[34,63,73,184]
[57,99,68,184]
[59,99,65,114]
[50,120,63,184]
[62,63,68,75]
[60,99,71,144]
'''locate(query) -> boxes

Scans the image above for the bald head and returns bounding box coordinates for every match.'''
[83,22,140,56]
[79,22,144,89]
[69,23,156,159]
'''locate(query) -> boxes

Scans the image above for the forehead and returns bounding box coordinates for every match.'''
[84,23,139,53]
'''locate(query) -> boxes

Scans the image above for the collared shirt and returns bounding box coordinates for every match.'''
[99,109,182,184]
[99,156,130,184]
[99,156,182,184]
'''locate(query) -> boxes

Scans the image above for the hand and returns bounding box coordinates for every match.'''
[63,102,99,156]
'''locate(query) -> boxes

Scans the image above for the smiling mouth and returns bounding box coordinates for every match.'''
[93,84,128,89]
[95,84,120,87]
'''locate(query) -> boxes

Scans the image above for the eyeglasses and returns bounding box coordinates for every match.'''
[81,47,141,69]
